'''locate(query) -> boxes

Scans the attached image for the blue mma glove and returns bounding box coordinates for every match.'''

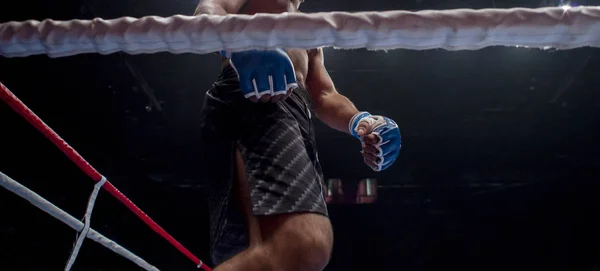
[221,49,298,99]
[349,112,402,171]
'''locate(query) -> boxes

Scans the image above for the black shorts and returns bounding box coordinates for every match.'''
[198,65,328,266]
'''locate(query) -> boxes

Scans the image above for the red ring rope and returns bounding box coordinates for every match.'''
[0,82,211,271]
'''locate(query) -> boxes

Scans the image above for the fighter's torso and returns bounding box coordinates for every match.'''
[222,0,310,89]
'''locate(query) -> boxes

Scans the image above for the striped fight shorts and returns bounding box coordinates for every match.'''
[197,65,328,266]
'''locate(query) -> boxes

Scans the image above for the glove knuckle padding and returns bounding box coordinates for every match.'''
[254,67,271,94]
[226,49,296,99]
[271,66,287,94]
[284,65,297,89]
[237,72,256,97]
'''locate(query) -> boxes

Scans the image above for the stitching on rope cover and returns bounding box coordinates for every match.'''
[65,176,108,271]
[0,171,160,271]
[0,6,599,58]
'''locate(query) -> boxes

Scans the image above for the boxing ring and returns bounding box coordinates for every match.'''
[0,5,599,270]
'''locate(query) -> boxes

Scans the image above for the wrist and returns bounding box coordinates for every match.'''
[348,111,371,138]
[220,51,230,58]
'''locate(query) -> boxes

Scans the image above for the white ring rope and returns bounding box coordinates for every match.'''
[0,171,160,271]
[1,6,600,58]
[65,176,108,271]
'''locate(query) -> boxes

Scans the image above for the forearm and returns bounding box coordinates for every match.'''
[195,0,241,57]
[314,91,359,134]
[194,2,228,15]
[194,3,227,15]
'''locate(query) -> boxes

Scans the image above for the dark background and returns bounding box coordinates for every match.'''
[2,0,600,270]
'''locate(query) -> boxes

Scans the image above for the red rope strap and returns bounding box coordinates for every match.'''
[0,82,211,271]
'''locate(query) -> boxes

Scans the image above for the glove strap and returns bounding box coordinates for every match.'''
[349,111,371,138]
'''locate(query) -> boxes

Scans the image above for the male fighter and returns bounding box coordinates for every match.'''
[195,0,402,270]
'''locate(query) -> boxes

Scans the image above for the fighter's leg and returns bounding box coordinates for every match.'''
[213,149,266,271]
[258,212,333,271]
[215,148,333,271]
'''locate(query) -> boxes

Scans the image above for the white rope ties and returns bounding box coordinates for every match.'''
[65,176,108,271]
[0,171,159,270]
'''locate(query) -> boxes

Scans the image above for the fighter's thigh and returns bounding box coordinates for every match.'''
[237,109,327,215]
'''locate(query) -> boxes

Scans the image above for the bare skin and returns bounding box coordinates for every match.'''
[195,0,385,269]
[212,150,334,271]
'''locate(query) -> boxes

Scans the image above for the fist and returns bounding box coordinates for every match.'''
[350,112,402,171]
[223,49,297,103]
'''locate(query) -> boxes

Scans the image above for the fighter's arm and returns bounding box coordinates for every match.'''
[306,48,402,171]
[195,0,295,101]
[305,48,359,134]
[194,0,246,15]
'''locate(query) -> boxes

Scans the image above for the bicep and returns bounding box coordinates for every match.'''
[195,0,246,15]
[306,48,337,100]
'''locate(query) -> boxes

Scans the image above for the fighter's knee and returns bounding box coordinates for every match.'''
[271,220,333,271]
[294,230,332,270]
